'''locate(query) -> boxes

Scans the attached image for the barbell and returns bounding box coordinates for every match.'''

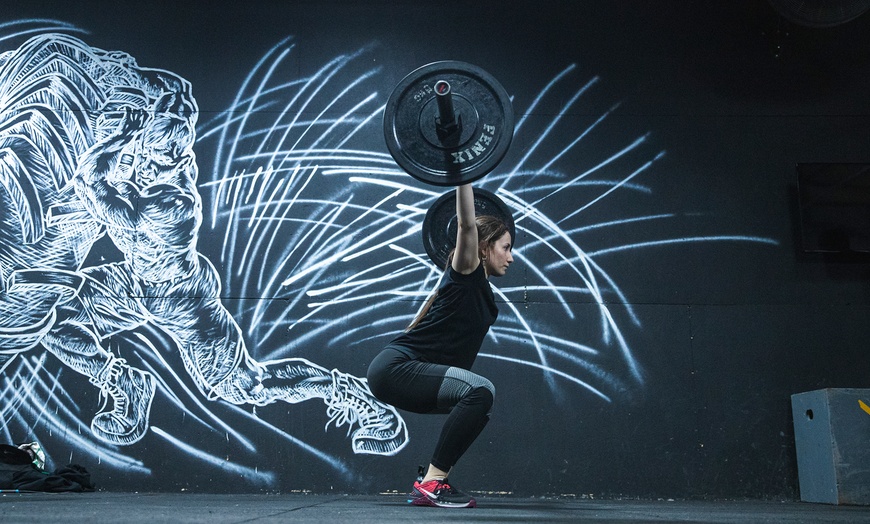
[383,61,515,266]
[383,60,514,187]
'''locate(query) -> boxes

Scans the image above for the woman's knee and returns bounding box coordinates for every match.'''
[439,368,494,409]
[478,376,495,400]
[470,382,495,413]
[465,373,495,408]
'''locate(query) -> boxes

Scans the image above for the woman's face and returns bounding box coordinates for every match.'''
[482,231,513,277]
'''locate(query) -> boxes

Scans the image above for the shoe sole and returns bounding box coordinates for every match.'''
[410,493,476,508]
[90,372,157,445]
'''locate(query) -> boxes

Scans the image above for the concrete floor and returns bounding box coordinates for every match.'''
[2,492,870,523]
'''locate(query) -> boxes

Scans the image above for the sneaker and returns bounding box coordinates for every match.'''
[324,370,408,455]
[89,357,156,445]
[410,465,426,497]
[411,477,477,508]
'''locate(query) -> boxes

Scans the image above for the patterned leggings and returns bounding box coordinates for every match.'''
[367,345,494,471]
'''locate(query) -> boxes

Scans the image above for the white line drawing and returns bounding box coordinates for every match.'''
[200,39,778,412]
[0,21,778,484]
[0,31,407,456]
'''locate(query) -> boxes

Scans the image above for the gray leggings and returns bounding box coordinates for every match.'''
[367,346,495,471]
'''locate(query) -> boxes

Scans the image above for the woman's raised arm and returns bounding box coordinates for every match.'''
[451,183,479,274]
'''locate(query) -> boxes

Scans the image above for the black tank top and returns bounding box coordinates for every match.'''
[389,262,498,369]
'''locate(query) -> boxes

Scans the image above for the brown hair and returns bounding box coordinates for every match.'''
[405,215,510,331]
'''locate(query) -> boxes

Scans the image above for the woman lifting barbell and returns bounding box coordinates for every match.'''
[367,182,514,509]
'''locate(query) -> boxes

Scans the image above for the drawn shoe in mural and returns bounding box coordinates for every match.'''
[89,357,157,445]
[411,477,477,508]
[325,369,408,455]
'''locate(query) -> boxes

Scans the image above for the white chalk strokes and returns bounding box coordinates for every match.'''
[0,31,406,473]
[0,25,777,485]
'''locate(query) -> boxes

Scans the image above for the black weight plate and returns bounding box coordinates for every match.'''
[422,188,516,268]
[384,61,514,186]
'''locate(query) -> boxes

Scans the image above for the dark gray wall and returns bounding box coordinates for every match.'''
[1,0,869,499]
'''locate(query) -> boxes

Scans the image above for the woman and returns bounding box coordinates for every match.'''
[367,183,513,508]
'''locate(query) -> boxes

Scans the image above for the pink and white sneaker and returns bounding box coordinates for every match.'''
[411,477,477,508]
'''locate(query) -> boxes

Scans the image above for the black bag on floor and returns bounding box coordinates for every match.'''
[0,444,95,492]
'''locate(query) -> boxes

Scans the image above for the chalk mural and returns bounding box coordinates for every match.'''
[0,21,777,486]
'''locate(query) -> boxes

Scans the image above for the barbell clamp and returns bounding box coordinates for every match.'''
[434,80,462,142]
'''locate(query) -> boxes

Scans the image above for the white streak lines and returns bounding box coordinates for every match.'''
[505,75,599,182]
[562,150,666,221]
[511,63,577,136]
[479,352,611,402]
[539,102,621,173]
[581,235,780,259]
[151,427,275,486]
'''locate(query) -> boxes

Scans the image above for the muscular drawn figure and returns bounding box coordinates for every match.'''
[0,34,156,385]
[2,33,407,455]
